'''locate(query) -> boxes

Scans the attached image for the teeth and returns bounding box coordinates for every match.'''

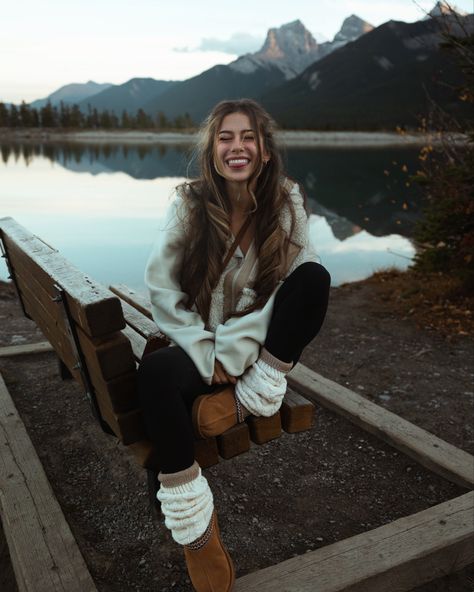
[228,158,249,165]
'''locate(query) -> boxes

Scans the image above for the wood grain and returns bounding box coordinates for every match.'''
[1,217,124,337]
[0,342,54,357]
[0,372,97,591]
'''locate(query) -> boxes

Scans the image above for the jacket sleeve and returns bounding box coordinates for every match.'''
[145,194,216,385]
[214,286,280,377]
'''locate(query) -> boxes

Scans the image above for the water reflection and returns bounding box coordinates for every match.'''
[285,147,423,239]
[0,141,193,179]
[0,140,420,288]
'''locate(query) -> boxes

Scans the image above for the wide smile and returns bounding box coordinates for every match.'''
[226,157,250,169]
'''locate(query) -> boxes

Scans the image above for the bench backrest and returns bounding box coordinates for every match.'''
[0,217,146,445]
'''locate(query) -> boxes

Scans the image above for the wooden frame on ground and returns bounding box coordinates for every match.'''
[0,372,97,592]
[233,364,474,590]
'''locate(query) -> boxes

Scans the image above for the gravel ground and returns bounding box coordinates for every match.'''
[0,278,473,592]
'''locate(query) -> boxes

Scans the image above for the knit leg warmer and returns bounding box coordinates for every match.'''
[235,347,292,417]
[157,461,214,546]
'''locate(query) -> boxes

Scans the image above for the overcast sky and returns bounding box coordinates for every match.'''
[1,0,472,103]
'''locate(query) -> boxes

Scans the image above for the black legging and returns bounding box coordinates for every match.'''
[137,262,330,473]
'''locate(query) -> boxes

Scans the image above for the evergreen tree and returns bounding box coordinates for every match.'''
[136,108,150,129]
[156,111,168,129]
[99,109,112,129]
[110,111,119,129]
[0,102,8,127]
[9,104,20,127]
[31,108,40,127]
[59,101,71,127]
[19,101,34,127]
[121,110,131,129]
[40,102,55,127]
[70,104,83,128]
[91,108,99,129]
[173,114,185,129]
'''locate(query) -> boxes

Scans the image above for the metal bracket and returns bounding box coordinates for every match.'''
[52,284,114,436]
[0,235,30,319]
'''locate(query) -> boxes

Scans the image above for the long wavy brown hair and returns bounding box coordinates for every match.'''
[177,99,304,325]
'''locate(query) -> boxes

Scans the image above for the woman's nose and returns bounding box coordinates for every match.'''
[230,137,244,152]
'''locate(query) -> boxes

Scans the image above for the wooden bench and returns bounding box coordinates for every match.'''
[0,216,315,473]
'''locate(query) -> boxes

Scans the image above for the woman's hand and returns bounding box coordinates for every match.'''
[212,360,237,385]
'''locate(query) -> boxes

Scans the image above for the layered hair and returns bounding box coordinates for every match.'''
[178,98,303,325]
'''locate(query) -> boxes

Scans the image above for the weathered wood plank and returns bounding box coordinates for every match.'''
[16,280,85,386]
[246,413,282,445]
[90,393,145,446]
[76,325,135,381]
[0,372,97,592]
[110,284,153,319]
[235,492,474,592]
[216,423,251,459]
[0,342,54,357]
[122,325,146,362]
[118,299,158,339]
[1,217,124,337]
[280,388,315,433]
[288,364,474,489]
[194,437,220,469]
[12,277,137,416]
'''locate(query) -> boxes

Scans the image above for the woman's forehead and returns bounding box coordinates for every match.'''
[218,111,254,132]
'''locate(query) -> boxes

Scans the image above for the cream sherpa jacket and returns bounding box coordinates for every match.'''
[145,179,317,385]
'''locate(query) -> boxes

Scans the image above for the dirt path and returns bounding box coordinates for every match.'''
[0,278,473,592]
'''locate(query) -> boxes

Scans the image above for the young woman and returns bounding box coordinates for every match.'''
[137,99,330,592]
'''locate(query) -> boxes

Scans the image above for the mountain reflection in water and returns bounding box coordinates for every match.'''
[0,140,419,288]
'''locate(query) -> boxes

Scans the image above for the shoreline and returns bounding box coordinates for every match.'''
[0,128,469,147]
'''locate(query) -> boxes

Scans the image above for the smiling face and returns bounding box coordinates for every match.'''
[214,111,269,188]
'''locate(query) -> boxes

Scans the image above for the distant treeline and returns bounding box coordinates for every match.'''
[0,101,195,130]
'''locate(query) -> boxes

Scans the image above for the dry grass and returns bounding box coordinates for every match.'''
[363,268,474,340]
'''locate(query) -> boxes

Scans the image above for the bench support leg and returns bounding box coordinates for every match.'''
[0,235,31,320]
[57,357,73,380]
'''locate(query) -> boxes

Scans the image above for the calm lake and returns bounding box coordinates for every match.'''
[0,139,424,290]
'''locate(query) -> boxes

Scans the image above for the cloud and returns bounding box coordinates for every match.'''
[175,32,263,56]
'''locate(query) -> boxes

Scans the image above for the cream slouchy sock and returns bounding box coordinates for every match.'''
[235,348,292,417]
[157,461,214,546]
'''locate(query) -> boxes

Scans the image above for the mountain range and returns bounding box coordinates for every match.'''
[261,12,474,129]
[21,2,473,129]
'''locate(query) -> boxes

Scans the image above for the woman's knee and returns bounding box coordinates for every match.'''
[285,261,331,304]
[287,262,331,297]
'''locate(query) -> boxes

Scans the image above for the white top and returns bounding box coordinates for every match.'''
[145,180,317,384]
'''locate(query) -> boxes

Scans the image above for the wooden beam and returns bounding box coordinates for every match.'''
[0,372,97,592]
[234,492,474,592]
[122,325,146,362]
[288,364,474,489]
[109,284,153,319]
[118,299,158,338]
[0,342,54,357]
[0,217,125,337]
